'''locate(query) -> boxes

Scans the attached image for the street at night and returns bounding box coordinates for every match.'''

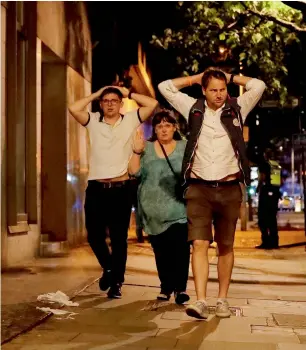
[1,1,306,349]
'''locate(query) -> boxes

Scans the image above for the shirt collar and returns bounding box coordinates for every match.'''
[204,100,225,113]
[101,115,123,127]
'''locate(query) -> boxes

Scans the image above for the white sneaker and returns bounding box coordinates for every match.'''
[186,300,209,319]
[215,299,231,318]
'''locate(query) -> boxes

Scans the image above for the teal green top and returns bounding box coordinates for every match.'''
[136,140,187,236]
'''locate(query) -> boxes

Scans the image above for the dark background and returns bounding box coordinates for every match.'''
[86,1,306,166]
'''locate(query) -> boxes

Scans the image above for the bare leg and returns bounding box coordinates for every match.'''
[217,243,234,298]
[191,240,210,300]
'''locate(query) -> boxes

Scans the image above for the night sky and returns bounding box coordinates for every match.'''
[86,1,306,166]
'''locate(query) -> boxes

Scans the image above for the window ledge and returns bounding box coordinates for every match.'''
[8,222,30,235]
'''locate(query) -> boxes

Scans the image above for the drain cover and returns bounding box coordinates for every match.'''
[142,301,243,316]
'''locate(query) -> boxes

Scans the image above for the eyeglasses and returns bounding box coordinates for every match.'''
[101,99,120,105]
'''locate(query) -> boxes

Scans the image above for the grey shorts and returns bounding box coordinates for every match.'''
[184,181,243,246]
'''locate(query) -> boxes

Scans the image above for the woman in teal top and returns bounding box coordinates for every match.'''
[129,111,190,304]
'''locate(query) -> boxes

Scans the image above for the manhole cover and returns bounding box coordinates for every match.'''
[142,301,243,316]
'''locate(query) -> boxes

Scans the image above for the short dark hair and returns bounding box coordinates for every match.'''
[149,111,182,141]
[201,67,227,89]
[100,87,123,101]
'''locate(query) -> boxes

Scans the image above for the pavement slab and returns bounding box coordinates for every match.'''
[273,314,306,328]
[276,344,306,349]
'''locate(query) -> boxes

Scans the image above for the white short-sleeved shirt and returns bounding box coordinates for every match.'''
[85,110,141,180]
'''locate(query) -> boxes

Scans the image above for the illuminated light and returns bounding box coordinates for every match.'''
[219,46,225,54]
[256,120,259,126]
[249,188,255,195]
[279,146,283,151]
[67,174,77,183]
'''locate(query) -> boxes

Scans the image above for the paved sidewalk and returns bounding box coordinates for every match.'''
[2,237,306,350]
[1,246,99,344]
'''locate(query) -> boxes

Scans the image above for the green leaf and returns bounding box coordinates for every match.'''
[215,18,224,29]
[150,1,302,101]
[239,52,246,60]
[252,33,263,44]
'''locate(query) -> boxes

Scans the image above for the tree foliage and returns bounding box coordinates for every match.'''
[151,1,306,104]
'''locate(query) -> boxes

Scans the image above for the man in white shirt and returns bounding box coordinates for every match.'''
[69,86,158,298]
[159,68,266,319]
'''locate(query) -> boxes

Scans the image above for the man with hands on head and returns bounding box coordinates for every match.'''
[68,85,158,299]
[158,67,266,319]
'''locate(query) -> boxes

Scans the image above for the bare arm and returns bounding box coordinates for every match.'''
[128,130,145,175]
[129,92,158,122]
[129,153,142,176]
[68,87,109,126]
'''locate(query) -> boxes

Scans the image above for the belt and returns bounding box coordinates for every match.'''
[91,180,130,189]
[189,178,240,188]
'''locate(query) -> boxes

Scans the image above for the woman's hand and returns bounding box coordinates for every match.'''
[133,128,145,154]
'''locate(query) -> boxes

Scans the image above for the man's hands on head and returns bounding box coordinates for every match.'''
[222,71,231,84]
[94,86,129,99]
[114,86,129,98]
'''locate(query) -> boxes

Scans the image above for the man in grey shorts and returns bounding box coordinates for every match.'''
[159,68,266,319]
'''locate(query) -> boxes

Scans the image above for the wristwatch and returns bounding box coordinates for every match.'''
[133,150,142,155]
[230,74,235,84]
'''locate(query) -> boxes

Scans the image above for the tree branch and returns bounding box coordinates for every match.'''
[247,7,306,32]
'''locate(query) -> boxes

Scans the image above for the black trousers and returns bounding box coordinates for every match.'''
[149,223,190,294]
[84,180,132,285]
[258,186,280,247]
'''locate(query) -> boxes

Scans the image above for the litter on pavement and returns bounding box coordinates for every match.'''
[37,290,79,306]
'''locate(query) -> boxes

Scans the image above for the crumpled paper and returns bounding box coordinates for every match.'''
[37,290,79,306]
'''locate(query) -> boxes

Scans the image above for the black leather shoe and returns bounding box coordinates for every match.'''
[157,290,172,301]
[255,244,269,249]
[107,284,122,299]
[175,292,190,305]
[99,270,111,291]
[269,245,279,249]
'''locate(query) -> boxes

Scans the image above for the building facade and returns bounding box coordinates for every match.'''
[1,1,92,267]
